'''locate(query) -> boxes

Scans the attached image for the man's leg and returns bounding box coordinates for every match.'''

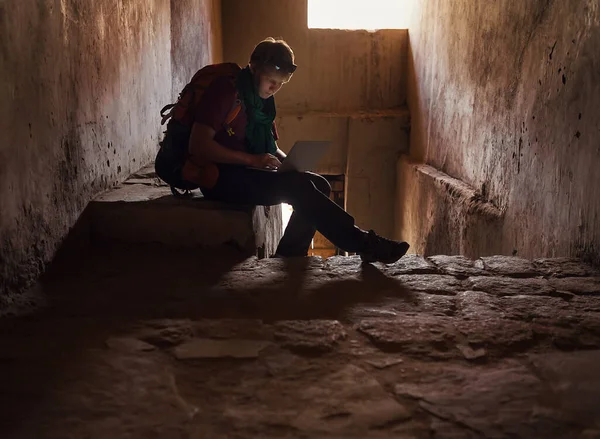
[276,172,331,257]
[202,165,409,262]
[202,166,366,252]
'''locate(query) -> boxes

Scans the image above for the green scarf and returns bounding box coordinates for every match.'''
[236,66,277,155]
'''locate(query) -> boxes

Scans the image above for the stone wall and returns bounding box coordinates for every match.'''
[0,0,222,308]
[400,0,600,263]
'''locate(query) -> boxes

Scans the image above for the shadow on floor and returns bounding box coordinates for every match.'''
[0,242,413,435]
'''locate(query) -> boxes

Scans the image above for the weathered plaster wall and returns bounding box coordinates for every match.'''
[221,0,407,112]
[400,0,600,263]
[171,0,223,96]
[0,0,222,310]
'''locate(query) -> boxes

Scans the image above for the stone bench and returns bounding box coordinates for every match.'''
[86,165,282,258]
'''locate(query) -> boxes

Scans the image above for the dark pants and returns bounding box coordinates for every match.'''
[201,165,366,256]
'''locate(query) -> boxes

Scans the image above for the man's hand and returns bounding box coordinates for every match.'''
[250,153,282,170]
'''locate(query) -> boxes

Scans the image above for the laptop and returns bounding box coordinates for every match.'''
[249,140,330,173]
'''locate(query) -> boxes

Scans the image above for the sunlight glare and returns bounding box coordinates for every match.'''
[308,0,413,30]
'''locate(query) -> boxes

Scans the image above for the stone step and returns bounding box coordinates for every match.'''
[86,165,282,257]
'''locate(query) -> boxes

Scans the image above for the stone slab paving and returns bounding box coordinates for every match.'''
[1,246,600,438]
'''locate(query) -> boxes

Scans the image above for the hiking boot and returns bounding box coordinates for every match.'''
[359,230,410,264]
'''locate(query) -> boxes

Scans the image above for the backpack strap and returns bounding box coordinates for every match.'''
[160,83,196,126]
[160,103,176,125]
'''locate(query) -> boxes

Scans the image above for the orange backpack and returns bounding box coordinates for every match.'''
[160,62,242,129]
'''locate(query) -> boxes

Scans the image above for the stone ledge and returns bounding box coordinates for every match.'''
[415,164,504,218]
[88,165,282,257]
[94,183,250,212]
[396,157,506,257]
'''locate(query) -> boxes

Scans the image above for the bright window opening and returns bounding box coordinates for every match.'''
[308,0,412,30]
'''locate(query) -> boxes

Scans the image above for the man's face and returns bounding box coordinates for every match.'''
[254,68,291,99]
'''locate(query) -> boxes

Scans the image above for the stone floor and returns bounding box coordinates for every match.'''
[1,244,600,438]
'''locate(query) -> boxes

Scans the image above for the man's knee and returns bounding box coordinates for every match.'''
[280,172,331,204]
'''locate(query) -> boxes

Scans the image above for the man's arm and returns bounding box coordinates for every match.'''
[189,123,282,169]
[189,123,254,165]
